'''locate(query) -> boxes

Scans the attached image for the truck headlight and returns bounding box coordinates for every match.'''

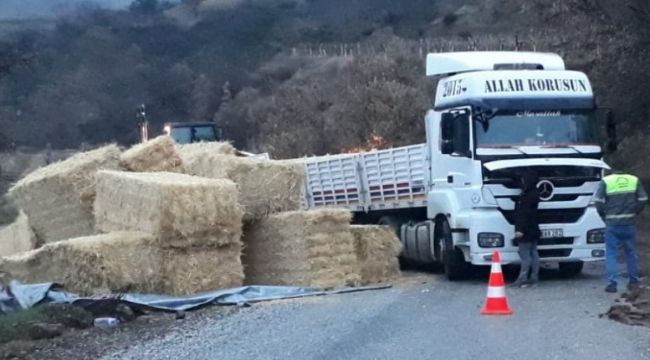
[478,233,504,248]
[587,229,605,244]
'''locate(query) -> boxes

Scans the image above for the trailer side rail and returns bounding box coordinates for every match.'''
[302,144,428,211]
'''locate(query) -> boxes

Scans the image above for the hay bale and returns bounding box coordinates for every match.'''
[120,136,183,173]
[94,170,243,248]
[162,244,244,295]
[8,145,121,243]
[0,212,37,258]
[0,232,161,296]
[179,150,305,220]
[350,225,402,284]
[243,209,360,288]
[176,141,236,157]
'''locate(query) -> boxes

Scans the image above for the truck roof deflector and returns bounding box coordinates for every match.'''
[426,52,566,77]
[483,158,610,171]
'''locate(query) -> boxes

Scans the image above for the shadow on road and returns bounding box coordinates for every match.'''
[399,258,604,286]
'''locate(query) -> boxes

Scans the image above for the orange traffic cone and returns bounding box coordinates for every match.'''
[481,251,513,315]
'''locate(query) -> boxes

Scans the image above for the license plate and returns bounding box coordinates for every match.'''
[541,229,563,239]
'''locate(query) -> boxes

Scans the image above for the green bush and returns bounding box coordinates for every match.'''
[0,304,93,344]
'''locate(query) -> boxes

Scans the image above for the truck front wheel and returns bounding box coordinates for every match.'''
[436,219,468,281]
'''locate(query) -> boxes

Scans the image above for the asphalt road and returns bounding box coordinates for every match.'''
[105,264,650,360]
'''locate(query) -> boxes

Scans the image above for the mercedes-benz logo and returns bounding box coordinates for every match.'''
[537,180,555,201]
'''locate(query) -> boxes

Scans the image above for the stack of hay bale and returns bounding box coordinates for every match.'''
[94,170,244,295]
[0,137,247,295]
[178,143,304,220]
[0,135,401,296]
[178,143,375,288]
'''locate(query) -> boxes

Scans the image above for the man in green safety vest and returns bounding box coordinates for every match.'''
[593,172,648,293]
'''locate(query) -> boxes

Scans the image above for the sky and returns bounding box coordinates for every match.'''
[0,0,136,20]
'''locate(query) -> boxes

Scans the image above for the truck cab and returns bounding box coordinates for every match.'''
[424,52,612,277]
[163,122,224,144]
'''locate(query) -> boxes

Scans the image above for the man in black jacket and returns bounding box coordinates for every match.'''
[513,169,542,287]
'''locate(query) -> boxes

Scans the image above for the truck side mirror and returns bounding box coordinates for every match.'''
[441,113,455,141]
[453,113,472,157]
[605,110,617,152]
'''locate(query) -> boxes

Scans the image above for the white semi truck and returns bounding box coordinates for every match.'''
[300,52,618,280]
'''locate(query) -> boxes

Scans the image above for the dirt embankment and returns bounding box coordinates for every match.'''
[606,284,650,328]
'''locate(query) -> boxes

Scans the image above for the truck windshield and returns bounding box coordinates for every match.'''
[475,110,598,147]
[170,126,217,144]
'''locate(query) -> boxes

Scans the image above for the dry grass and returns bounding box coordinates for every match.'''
[120,135,184,173]
[8,145,121,243]
[94,170,243,248]
[0,211,36,258]
[350,225,402,284]
[179,149,305,220]
[0,232,161,296]
[243,209,360,288]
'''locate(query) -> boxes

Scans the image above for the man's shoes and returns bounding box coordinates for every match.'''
[512,279,527,288]
[605,283,617,293]
[525,277,539,287]
[627,282,640,292]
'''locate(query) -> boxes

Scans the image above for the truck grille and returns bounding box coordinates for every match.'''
[496,193,583,203]
[500,208,585,225]
[486,178,591,189]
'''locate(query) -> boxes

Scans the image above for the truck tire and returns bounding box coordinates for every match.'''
[436,218,468,281]
[558,261,584,278]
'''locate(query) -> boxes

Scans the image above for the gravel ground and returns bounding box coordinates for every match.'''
[103,263,650,360]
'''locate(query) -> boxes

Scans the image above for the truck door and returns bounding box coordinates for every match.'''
[428,108,476,190]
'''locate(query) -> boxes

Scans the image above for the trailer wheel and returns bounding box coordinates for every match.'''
[436,218,468,281]
[558,261,584,278]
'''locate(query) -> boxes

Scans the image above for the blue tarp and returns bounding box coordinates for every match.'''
[0,280,391,314]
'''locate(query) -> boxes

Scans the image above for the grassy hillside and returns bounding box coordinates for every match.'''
[0,0,647,162]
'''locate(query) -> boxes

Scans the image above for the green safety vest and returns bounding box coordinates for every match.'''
[596,173,648,225]
[604,174,639,195]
